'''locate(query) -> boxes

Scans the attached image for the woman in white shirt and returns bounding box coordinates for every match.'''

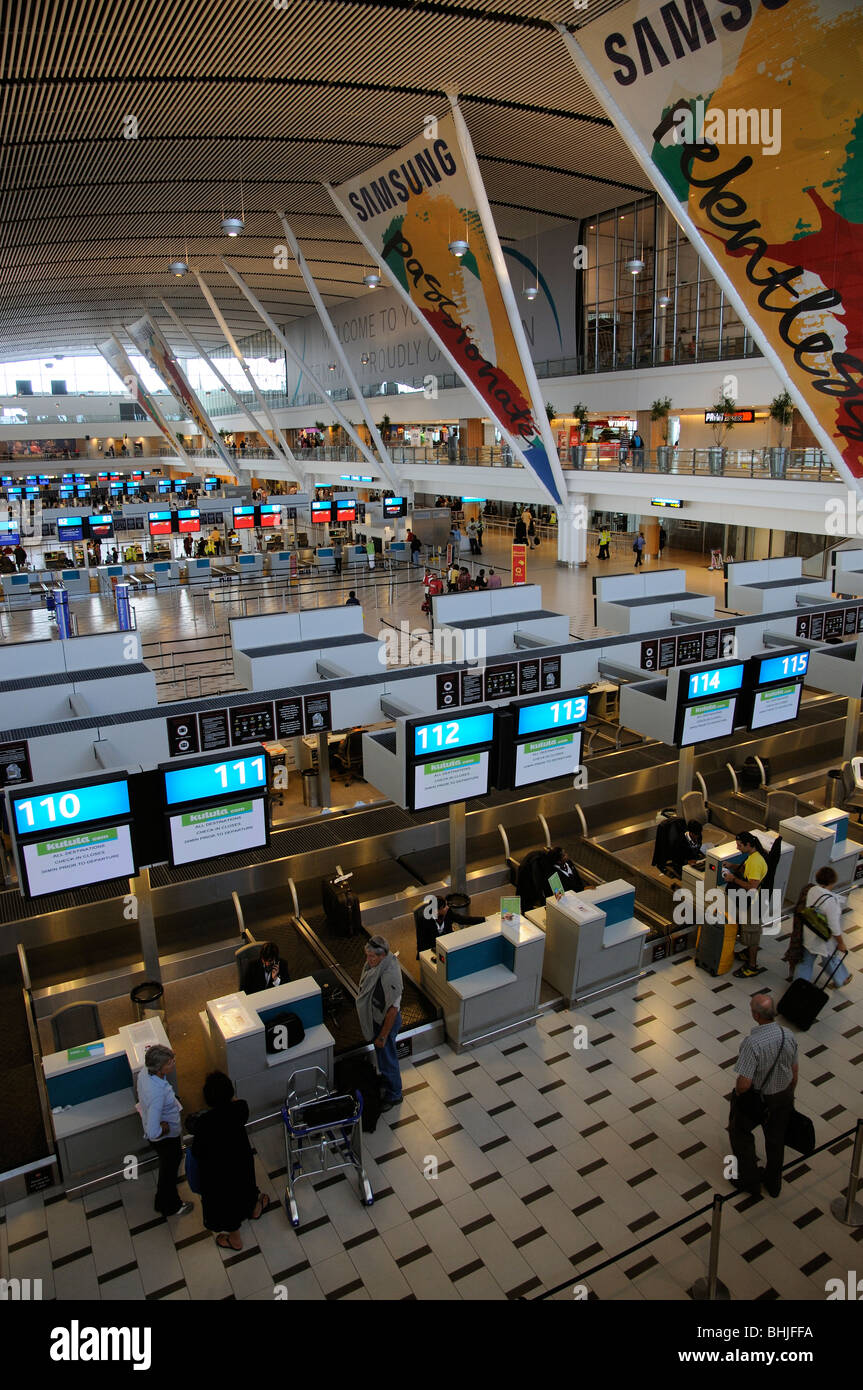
[794,866,851,988]
[137,1045,192,1217]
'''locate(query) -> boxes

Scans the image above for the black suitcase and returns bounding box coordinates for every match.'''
[321,875,362,936]
[333,1055,381,1133]
[777,952,848,1031]
[694,918,737,976]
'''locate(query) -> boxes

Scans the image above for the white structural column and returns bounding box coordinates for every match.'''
[557,495,589,567]
[191,270,302,482]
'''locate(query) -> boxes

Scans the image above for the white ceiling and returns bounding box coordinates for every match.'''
[0,0,647,360]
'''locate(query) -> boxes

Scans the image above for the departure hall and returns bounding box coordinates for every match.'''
[0,0,861,1353]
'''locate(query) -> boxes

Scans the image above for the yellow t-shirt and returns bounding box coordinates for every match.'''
[743,852,768,884]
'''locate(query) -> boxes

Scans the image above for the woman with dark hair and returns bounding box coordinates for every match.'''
[189,1070,269,1251]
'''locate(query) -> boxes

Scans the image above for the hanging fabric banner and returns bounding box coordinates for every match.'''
[96,334,193,466]
[328,112,567,505]
[557,1,863,487]
[126,314,237,476]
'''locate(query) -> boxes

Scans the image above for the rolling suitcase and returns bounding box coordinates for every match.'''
[777,952,848,1030]
[321,874,362,937]
[695,917,737,976]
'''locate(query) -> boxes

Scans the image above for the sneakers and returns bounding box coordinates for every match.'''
[171,1202,194,1217]
[379,1095,403,1113]
[734,965,763,978]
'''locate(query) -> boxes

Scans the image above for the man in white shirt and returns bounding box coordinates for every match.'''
[795,865,851,987]
[729,994,798,1198]
[137,1044,192,1217]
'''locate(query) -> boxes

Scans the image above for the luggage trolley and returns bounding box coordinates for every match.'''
[281,1067,373,1228]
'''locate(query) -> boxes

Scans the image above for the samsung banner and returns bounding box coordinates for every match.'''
[96,334,194,466]
[329,110,568,504]
[558,0,863,487]
[126,314,237,477]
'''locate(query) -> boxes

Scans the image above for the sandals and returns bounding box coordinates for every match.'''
[216,1233,243,1251]
[252,1192,271,1220]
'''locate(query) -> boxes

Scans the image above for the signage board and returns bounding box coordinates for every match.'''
[228,702,275,746]
[412,712,495,758]
[168,798,267,867]
[411,751,490,811]
[436,673,459,710]
[21,823,136,897]
[166,715,199,758]
[275,697,304,738]
[677,697,738,747]
[0,739,32,788]
[10,776,130,838]
[303,692,332,733]
[749,682,803,731]
[514,730,582,788]
[197,709,230,752]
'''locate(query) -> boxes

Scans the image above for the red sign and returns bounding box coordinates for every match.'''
[512,543,527,585]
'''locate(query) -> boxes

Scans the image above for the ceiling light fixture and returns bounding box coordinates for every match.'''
[362,271,381,289]
[448,239,469,259]
[626,257,645,275]
[657,290,672,308]
[360,353,370,366]
[169,260,189,276]
[523,286,539,301]
[221,216,244,237]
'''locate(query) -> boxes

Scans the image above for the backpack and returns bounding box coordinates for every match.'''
[800,890,833,942]
[632,541,639,553]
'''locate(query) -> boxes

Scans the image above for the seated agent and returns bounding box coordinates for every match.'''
[243,941,290,993]
[671,820,704,877]
[544,846,585,898]
[413,893,485,958]
[724,831,769,978]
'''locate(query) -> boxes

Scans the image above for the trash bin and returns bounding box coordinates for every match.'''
[445,891,471,913]
[130,981,165,1024]
[302,768,320,807]
[826,769,844,808]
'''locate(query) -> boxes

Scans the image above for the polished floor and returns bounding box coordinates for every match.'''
[2,903,861,1301]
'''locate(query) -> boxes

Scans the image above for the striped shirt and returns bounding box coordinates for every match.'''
[735,1022,797,1095]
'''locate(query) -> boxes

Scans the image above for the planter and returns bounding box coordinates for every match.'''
[768,446,788,478]
[708,447,725,475]
[656,445,672,472]
[569,444,586,469]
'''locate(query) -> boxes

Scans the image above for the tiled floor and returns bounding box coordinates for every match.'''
[4,904,861,1302]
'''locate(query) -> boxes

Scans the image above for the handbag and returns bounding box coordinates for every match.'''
[732,1029,786,1123]
[799,889,833,942]
[785,1107,816,1155]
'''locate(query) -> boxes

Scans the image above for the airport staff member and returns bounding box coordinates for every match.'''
[356,936,403,1111]
[243,942,290,993]
[728,993,797,1198]
[137,1045,192,1218]
[724,831,768,978]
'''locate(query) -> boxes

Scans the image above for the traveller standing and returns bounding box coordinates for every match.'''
[356,936,403,1111]
[728,993,798,1197]
[658,525,667,561]
[188,1070,268,1252]
[13,542,27,571]
[598,527,611,560]
[794,865,851,988]
[515,515,527,545]
[467,519,478,554]
[633,531,645,567]
[630,430,645,469]
[137,1045,192,1218]
[528,515,538,548]
[366,537,375,570]
[726,831,769,978]
[333,538,343,576]
[476,516,483,553]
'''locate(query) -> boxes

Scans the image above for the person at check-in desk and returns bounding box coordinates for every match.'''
[413,894,485,957]
[545,847,585,898]
[356,936,404,1112]
[724,831,769,978]
[243,941,290,993]
[137,1045,193,1218]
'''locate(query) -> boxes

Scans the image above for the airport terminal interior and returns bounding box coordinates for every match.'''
[1,0,861,1317]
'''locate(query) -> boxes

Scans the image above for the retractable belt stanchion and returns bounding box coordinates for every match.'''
[54,585,72,639]
[831,1118,863,1227]
[115,582,133,631]
[317,730,331,809]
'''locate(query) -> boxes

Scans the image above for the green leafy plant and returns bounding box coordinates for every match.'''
[710,392,737,447]
[650,396,673,444]
[545,402,557,423]
[769,390,794,446]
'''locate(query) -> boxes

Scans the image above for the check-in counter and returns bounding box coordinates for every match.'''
[151,559,181,588]
[531,880,648,1003]
[316,546,335,571]
[1,572,35,607]
[779,810,861,901]
[201,978,334,1117]
[43,1018,171,1181]
[57,568,92,597]
[594,569,714,635]
[266,550,297,574]
[681,829,793,922]
[223,553,263,578]
[419,912,544,1051]
[347,544,369,567]
[726,557,832,613]
[186,557,213,584]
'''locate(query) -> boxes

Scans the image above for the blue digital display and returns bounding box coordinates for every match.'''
[57,517,84,541]
[163,753,268,806]
[413,713,495,758]
[12,779,130,836]
[686,663,745,701]
[517,694,589,738]
[757,652,809,684]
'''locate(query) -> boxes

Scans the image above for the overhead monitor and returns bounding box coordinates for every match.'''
[56,516,84,542]
[259,504,281,528]
[685,663,745,701]
[650,497,683,508]
[167,796,268,867]
[336,498,357,521]
[20,823,135,898]
[38,475,51,485]
[383,496,406,517]
[204,477,219,491]
[157,480,173,493]
[676,695,738,747]
[233,505,256,530]
[131,470,144,481]
[59,487,74,498]
[177,508,200,534]
[6,486,22,497]
[749,682,803,731]
[515,693,589,738]
[751,650,809,685]
[97,472,109,481]
[411,751,490,811]
[162,752,268,808]
[148,510,173,536]
[0,521,21,545]
[311,500,333,524]
[87,514,114,539]
[10,775,131,838]
[411,712,495,758]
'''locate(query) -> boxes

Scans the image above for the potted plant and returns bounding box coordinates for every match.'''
[768,390,794,477]
[545,402,557,423]
[571,403,589,468]
[651,397,673,471]
[708,393,736,473]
